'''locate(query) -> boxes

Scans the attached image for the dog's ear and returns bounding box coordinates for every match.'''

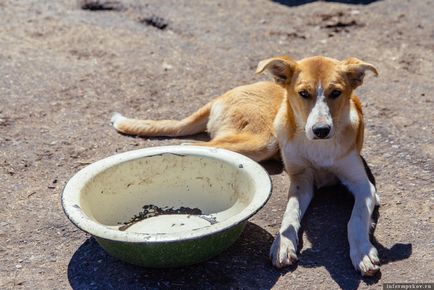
[256,56,297,85]
[343,58,379,89]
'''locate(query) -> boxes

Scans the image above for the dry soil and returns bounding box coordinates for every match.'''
[0,0,433,289]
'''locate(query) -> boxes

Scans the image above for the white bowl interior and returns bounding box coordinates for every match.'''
[79,153,255,234]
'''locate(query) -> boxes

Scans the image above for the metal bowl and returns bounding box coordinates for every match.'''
[61,146,271,268]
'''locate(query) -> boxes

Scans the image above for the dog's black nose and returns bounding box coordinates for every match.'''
[312,124,331,139]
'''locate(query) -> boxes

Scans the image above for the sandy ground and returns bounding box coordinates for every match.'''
[0,0,433,289]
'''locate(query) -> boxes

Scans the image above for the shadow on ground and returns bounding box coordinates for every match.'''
[67,161,411,290]
[298,184,412,290]
[272,0,380,7]
[68,222,281,290]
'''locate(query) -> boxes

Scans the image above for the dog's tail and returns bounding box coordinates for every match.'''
[111,102,212,137]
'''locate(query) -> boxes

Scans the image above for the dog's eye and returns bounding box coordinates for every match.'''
[329,90,341,99]
[298,90,310,99]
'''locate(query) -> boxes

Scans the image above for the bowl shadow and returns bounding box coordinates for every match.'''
[67,222,281,290]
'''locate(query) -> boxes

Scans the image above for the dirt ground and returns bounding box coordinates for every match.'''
[0,0,433,289]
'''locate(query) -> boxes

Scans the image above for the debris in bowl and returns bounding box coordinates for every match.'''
[118,204,209,231]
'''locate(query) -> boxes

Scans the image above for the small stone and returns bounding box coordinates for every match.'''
[350,10,360,15]
[162,62,173,71]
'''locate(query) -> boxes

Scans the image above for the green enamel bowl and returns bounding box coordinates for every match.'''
[61,146,272,268]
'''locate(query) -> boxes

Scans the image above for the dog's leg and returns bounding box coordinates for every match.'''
[111,102,211,137]
[333,152,380,276]
[192,134,278,162]
[270,169,314,268]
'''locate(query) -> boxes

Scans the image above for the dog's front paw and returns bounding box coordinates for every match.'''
[350,243,380,276]
[270,234,298,268]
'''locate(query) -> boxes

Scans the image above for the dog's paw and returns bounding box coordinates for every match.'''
[270,234,298,268]
[350,243,380,276]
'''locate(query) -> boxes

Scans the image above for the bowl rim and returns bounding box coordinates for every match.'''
[61,145,272,243]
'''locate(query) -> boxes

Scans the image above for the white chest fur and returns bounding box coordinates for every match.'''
[283,134,346,168]
[279,135,345,188]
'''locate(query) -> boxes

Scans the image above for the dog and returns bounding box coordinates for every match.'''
[111,55,380,276]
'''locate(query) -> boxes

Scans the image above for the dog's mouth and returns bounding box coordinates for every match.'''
[313,136,332,140]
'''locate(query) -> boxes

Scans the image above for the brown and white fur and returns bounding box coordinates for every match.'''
[111,55,380,276]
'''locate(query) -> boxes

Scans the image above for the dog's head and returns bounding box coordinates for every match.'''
[257,56,378,140]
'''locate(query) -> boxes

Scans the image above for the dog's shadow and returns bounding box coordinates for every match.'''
[67,222,282,290]
[124,132,211,143]
[294,184,412,290]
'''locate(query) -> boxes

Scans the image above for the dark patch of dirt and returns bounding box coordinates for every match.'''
[269,30,307,39]
[313,10,365,34]
[139,16,169,30]
[79,0,124,11]
[0,0,433,289]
